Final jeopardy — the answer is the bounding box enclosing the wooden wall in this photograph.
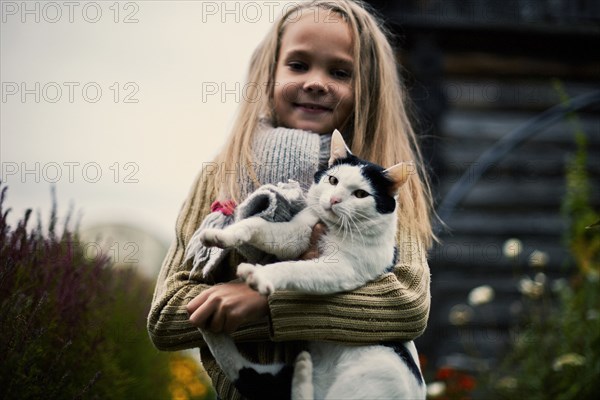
[368,0,600,377]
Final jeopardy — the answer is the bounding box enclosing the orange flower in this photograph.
[436,366,455,380]
[458,374,476,391]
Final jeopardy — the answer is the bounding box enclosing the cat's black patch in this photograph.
[235,365,293,400]
[324,155,397,214]
[314,167,328,184]
[381,341,424,385]
[384,246,399,273]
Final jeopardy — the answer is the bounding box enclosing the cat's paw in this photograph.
[294,351,313,378]
[236,262,256,280]
[198,229,224,248]
[200,227,250,248]
[292,352,313,400]
[237,263,274,296]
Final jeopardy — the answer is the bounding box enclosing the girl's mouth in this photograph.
[294,103,332,113]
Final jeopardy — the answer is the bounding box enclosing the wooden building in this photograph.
[366,0,600,384]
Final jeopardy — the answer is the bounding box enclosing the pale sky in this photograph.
[1,1,298,247]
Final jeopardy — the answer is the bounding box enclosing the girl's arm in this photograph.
[148,168,430,349]
[267,224,431,343]
[147,169,271,351]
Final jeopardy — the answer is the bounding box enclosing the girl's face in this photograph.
[273,10,354,134]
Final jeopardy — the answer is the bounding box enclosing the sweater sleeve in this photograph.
[148,167,431,350]
[267,225,431,343]
[147,169,271,351]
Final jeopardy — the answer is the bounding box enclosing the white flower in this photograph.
[528,250,549,268]
[518,275,544,299]
[503,238,523,259]
[468,285,495,306]
[552,353,585,371]
[449,304,474,326]
[426,381,446,397]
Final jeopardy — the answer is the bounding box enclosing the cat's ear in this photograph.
[383,162,413,193]
[328,129,352,167]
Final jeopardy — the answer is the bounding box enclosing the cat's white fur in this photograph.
[198,130,426,399]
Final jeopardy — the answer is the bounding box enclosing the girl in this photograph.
[148,1,434,399]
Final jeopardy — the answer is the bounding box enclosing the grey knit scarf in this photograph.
[185,124,331,281]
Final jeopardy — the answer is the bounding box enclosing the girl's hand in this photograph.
[187,282,269,334]
[187,223,325,333]
[299,222,327,260]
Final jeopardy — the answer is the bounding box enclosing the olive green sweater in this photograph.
[147,126,431,400]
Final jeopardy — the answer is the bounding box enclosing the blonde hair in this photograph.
[209,0,436,248]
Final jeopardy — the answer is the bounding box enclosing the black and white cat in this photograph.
[197,130,426,400]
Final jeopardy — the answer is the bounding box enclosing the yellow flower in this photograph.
[171,357,196,383]
[181,357,199,372]
[188,380,207,397]
[170,385,189,400]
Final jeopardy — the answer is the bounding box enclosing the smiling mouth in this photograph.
[294,103,332,112]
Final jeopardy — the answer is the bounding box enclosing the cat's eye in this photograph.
[328,175,338,185]
[353,189,369,198]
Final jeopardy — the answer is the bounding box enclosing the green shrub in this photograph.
[0,185,177,399]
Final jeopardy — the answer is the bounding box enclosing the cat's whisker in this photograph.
[343,215,352,243]
[349,209,377,229]
[348,208,374,221]
[337,204,365,247]
[336,206,354,243]
[337,214,348,241]
[337,214,345,240]
[346,215,355,243]
[348,213,367,248]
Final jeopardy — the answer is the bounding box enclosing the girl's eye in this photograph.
[328,175,338,185]
[353,189,369,198]
[332,69,352,79]
[288,62,307,71]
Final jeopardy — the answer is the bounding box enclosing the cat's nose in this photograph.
[330,196,341,205]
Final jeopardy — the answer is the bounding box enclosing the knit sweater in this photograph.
[147,125,431,400]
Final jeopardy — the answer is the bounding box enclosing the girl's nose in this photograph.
[302,71,329,93]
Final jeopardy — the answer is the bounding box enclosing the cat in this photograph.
[196,130,426,400]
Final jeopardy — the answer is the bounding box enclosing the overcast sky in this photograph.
[2,1,298,244]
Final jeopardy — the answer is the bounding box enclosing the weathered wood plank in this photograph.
[438,178,565,206]
[439,144,600,178]
[437,178,600,208]
[441,110,600,143]
[439,211,567,235]
[444,53,600,80]
[442,80,599,111]
[429,232,572,270]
